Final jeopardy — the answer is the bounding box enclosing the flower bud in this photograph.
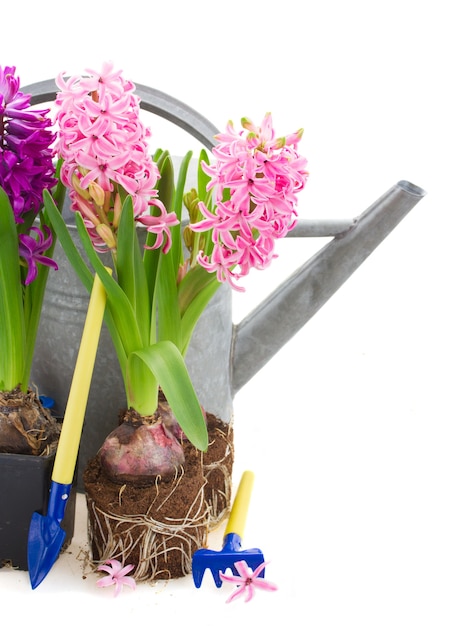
[241,116,257,133]
[89,181,106,207]
[183,225,194,250]
[71,173,91,200]
[113,193,122,228]
[184,188,197,213]
[280,128,304,148]
[273,136,286,149]
[74,195,100,226]
[176,260,189,284]
[96,223,117,249]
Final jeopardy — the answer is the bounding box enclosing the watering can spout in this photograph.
[230,180,426,396]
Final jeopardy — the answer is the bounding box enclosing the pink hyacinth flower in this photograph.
[54,62,177,254]
[96,559,136,597]
[219,560,278,603]
[189,114,309,291]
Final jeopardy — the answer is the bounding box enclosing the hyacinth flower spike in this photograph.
[0,65,62,395]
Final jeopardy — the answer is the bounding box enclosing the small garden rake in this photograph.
[192,469,265,588]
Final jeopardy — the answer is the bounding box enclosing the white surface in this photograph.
[1,0,454,623]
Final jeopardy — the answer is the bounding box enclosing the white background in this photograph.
[1,1,454,623]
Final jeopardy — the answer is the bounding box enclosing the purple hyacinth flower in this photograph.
[1,65,57,282]
[18,226,58,285]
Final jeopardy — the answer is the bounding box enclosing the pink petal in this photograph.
[97,565,114,575]
[244,584,255,603]
[96,577,114,588]
[232,560,251,578]
[251,560,269,578]
[113,582,123,598]
[225,584,247,604]
[105,559,124,572]
[219,571,244,585]
[120,577,136,591]
[253,579,279,592]
[117,564,135,578]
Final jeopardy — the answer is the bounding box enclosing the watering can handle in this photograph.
[224,471,255,539]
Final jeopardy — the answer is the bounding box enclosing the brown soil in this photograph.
[202,414,234,529]
[83,413,233,582]
[0,387,60,455]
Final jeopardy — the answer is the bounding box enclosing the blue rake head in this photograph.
[192,532,265,588]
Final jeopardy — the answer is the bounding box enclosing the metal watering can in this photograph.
[27,81,426,484]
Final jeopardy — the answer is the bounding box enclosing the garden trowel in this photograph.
[27,272,108,589]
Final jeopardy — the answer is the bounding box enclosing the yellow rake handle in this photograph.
[224,470,255,539]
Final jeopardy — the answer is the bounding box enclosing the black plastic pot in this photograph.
[0,451,76,570]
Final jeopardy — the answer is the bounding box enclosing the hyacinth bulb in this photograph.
[99,412,185,484]
[157,389,206,442]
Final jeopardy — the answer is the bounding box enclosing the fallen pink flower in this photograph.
[219,560,278,603]
[96,559,136,597]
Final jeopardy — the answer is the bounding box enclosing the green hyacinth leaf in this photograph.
[129,340,208,451]
[0,187,25,390]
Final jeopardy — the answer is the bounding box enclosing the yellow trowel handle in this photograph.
[51,271,108,485]
[224,470,255,539]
